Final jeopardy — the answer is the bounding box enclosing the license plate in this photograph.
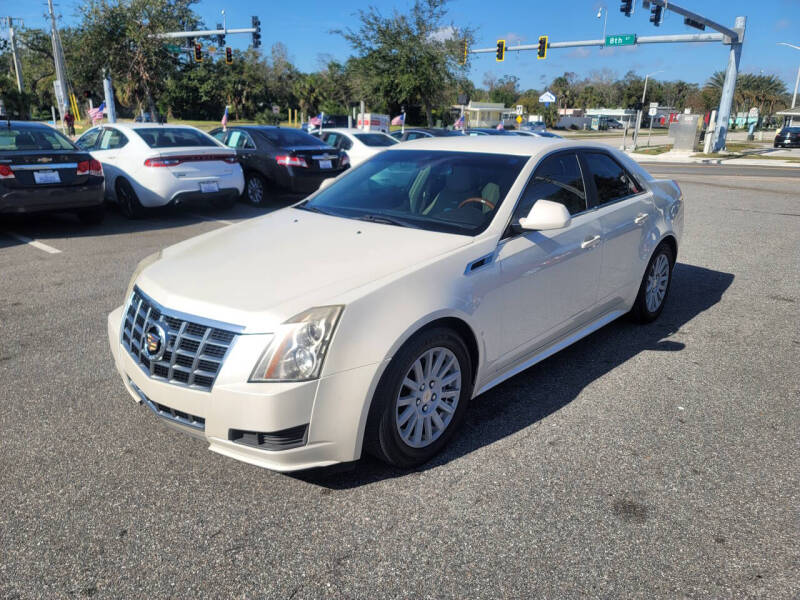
[33,170,60,184]
[200,181,219,193]
[319,160,332,170]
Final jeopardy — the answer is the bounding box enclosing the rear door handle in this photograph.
[581,235,601,249]
[634,213,649,224]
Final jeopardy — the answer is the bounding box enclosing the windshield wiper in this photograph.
[295,203,329,215]
[354,214,412,228]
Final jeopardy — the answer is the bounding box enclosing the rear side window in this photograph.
[583,152,642,205]
[515,153,587,220]
[354,133,397,147]
[98,129,128,150]
[226,130,256,149]
[0,127,75,151]
[136,127,216,148]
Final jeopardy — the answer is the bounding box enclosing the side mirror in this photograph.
[317,177,335,192]
[518,199,571,231]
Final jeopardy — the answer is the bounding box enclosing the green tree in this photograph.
[336,0,473,125]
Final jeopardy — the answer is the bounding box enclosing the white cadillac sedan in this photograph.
[75,124,244,218]
[107,136,683,472]
[311,128,398,167]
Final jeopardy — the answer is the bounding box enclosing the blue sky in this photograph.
[10,0,800,91]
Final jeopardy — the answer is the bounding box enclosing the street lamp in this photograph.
[596,6,608,42]
[777,42,800,110]
[633,70,664,148]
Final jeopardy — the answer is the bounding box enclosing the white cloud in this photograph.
[429,26,456,42]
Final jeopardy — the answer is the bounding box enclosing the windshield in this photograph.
[136,127,217,148]
[0,127,76,151]
[260,128,324,147]
[299,149,527,236]
[354,133,397,147]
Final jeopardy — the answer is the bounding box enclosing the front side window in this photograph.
[514,153,587,222]
[75,128,101,150]
[300,149,527,236]
[583,152,642,205]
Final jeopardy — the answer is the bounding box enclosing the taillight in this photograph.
[144,153,237,167]
[77,159,103,176]
[144,157,181,167]
[0,164,14,179]
[276,155,308,168]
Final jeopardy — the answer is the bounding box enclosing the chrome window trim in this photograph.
[11,163,79,170]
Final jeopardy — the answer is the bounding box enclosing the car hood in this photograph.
[137,208,472,332]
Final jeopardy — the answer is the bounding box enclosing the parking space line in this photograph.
[186,213,235,226]
[1,231,62,254]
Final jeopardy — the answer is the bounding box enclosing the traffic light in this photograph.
[649,4,662,26]
[619,0,632,16]
[225,46,233,64]
[496,39,505,62]
[460,40,468,65]
[537,36,548,59]
[216,23,225,47]
[194,43,202,62]
[684,17,705,30]
[251,16,261,48]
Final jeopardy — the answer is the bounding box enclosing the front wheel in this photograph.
[631,243,674,323]
[366,328,473,468]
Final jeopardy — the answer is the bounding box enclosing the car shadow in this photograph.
[0,190,305,248]
[294,262,734,489]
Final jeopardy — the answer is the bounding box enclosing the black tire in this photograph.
[116,179,145,219]
[244,172,267,206]
[630,243,674,323]
[76,204,105,225]
[366,327,474,468]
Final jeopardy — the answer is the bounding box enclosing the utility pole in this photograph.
[711,16,746,151]
[633,70,663,149]
[6,17,25,93]
[47,0,71,126]
[777,43,800,109]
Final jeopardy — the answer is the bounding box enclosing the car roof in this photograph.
[388,135,605,156]
[106,123,204,132]
[318,128,392,135]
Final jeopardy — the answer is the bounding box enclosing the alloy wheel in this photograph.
[395,347,461,449]
[247,176,264,205]
[645,253,670,312]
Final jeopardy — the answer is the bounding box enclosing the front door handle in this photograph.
[581,235,601,249]
[634,213,649,225]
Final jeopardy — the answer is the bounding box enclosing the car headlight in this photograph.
[124,250,163,302]
[249,306,343,382]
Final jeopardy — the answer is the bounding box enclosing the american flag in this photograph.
[496,122,504,130]
[221,106,229,130]
[309,113,322,126]
[454,114,465,129]
[88,102,105,124]
[391,113,405,126]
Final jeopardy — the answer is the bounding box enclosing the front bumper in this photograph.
[107,305,384,472]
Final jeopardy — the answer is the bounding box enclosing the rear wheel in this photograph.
[366,327,473,468]
[76,204,105,225]
[631,243,674,323]
[116,179,145,219]
[244,172,267,206]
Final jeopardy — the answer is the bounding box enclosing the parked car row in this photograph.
[2,119,564,224]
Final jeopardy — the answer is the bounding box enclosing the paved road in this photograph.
[1,168,798,598]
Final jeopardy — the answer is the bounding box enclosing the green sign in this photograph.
[605,34,636,47]
[165,43,182,53]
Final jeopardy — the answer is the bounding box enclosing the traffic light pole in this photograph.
[153,28,256,39]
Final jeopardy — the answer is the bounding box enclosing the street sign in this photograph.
[515,105,524,115]
[516,115,523,124]
[165,43,182,53]
[208,46,217,53]
[272,105,280,115]
[648,106,658,116]
[605,34,636,47]
[539,91,556,105]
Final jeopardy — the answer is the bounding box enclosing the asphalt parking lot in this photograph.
[1,165,798,598]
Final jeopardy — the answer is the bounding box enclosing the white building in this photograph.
[452,101,507,128]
